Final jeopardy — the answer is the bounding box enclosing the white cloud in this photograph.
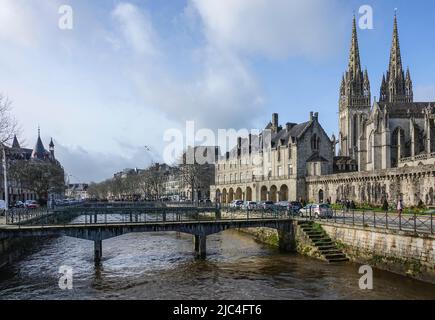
[0,0,348,182]
[112,2,158,56]
[0,0,40,47]
[130,45,264,130]
[189,0,346,60]
[54,141,155,183]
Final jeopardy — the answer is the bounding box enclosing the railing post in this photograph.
[414,211,417,233]
[399,211,402,231]
[386,211,388,229]
[362,210,365,227]
[352,209,355,226]
[431,212,433,234]
[373,211,376,228]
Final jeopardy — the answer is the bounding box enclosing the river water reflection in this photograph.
[0,230,434,299]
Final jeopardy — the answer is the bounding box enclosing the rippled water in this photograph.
[0,230,434,300]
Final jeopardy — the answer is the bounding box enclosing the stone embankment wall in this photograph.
[320,222,435,284]
[239,220,435,284]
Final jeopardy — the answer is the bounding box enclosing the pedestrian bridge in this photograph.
[0,205,295,264]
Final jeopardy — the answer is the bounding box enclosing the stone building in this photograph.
[307,14,435,206]
[212,14,435,207]
[179,146,219,201]
[1,130,62,204]
[65,183,89,200]
[211,112,334,203]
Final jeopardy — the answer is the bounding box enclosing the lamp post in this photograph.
[2,144,8,213]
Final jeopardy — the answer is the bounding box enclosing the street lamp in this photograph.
[2,144,8,213]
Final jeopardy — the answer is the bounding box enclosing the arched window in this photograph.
[311,134,320,151]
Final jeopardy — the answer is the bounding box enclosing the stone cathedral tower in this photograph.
[339,16,371,160]
[379,13,413,103]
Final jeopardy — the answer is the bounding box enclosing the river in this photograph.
[0,230,434,299]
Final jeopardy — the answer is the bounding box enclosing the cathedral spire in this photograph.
[388,12,403,80]
[380,12,413,103]
[338,15,371,159]
[348,15,362,78]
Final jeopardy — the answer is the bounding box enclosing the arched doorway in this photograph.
[235,187,243,200]
[318,189,324,203]
[246,187,252,201]
[260,186,268,201]
[215,189,221,203]
[228,188,234,203]
[279,185,288,201]
[270,185,277,202]
[222,188,227,203]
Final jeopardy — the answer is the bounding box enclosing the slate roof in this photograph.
[376,102,434,117]
[222,119,315,160]
[31,135,48,159]
[306,153,329,162]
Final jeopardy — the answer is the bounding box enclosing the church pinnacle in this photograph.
[380,12,413,103]
[340,15,371,110]
[348,15,362,78]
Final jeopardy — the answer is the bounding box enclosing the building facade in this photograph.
[65,183,89,200]
[1,130,63,204]
[211,112,334,203]
[212,14,435,207]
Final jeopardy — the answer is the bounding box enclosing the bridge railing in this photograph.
[5,208,52,225]
[297,208,434,234]
[217,204,434,234]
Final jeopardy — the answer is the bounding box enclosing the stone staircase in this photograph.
[298,221,349,263]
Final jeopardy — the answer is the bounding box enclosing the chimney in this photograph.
[309,111,314,121]
[314,112,319,121]
[272,113,278,129]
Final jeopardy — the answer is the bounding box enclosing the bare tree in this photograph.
[9,160,65,205]
[178,148,215,202]
[0,95,19,144]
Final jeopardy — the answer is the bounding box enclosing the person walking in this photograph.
[397,198,404,215]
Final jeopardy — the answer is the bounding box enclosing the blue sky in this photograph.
[1,0,435,182]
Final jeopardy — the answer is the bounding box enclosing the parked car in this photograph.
[299,204,316,217]
[229,200,244,209]
[259,201,275,210]
[0,200,5,210]
[25,200,39,209]
[289,201,302,212]
[276,201,290,208]
[13,201,25,208]
[299,203,333,218]
[242,201,257,210]
[315,204,334,218]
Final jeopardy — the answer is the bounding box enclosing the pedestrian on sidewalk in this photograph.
[397,198,404,215]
